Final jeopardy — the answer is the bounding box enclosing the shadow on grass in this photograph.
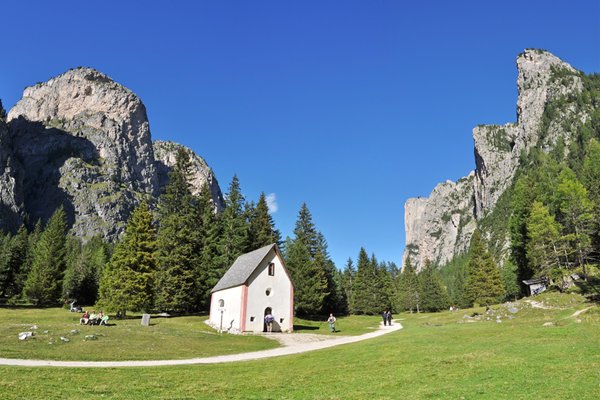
[575,276,600,303]
[293,324,320,332]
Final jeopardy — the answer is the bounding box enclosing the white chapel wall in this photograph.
[209,285,243,333]
[245,248,293,332]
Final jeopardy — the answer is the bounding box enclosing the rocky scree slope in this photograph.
[403,50,586,271]
[1,67,223,240]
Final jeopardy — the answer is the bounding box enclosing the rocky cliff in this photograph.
[403,50,585,271]
[0,67,223,240]
[153,140,225,210]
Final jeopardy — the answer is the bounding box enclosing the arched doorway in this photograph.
[263,307,272,332]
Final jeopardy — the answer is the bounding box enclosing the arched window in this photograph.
[218,299,225,307]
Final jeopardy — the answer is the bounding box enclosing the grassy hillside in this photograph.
[0,293,598,399]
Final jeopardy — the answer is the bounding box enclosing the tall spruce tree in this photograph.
[465,230,505,306]
[284,203,329,315]
[98,202,157,313]
[155,149,203,313]
[341,258,356,313]
[526,201,564,280]
[24,207,68,306]
[62,236,109,305]
[247,192,281,250]
[285,236,327,315]
[219,175,249,269]
[556,171,594,275]
[351,248,382,314]
[0,225,29,299]
[582,138,600,260]
[397,258,420,312]
[198,183,223,309]
[418,261,450,312]
[317,233,342,314]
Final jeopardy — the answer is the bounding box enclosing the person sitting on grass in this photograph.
[88,311,98,325]
[80,310,90,325]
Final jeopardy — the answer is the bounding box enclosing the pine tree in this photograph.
[316,233,340,314]
[155,149,202,313]
[198,183,223,309]
[501,260,521,301]
[284,203,330,316]
[24,207,68,306]
[556,170,594,275]
[219,175,249,269]
[509,175,537,291]
[62,236,108,305]
[582,138,600,260]
[526,201,564,280]
[351,248,383,314]
[293,203,319,256]
[16,220,42,298]
[285,236,327,315]
[397,258,420,312]
[247,192,281,250]
[465,230,505,306]
[418,262,450,312]
[98,202,157,313]
[0,226,29,299]
[341,258,355,313]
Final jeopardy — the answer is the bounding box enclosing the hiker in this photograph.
[382,310,388,326]
[265,313,275,333]
[327,313,337,333]
[386,310,393,326]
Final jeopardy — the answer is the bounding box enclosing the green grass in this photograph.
[293,314,382,335]
[0,293,598,399]
[0,308,278,361]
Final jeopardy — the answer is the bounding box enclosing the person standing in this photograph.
[382,310,388,326]
[327,313,337,333]
[265,312,274,333]
[386,310,393,326]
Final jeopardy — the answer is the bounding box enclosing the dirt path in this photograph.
[0,322,402,368]
[571,306,594,318]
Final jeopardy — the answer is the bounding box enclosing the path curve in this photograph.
[0,322,402,368]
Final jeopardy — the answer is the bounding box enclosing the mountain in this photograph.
[403,49,591,271]
[1,67,223,239]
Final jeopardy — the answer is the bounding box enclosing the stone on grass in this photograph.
[84,334,98,341]
[543,322,555,327]
[508,307,519,314]
[18,331,33,340]
[60,336,70,342]
[70,329,80,334]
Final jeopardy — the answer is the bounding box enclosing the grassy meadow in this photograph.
[0,293,598,399]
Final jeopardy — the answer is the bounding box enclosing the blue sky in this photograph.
[1,1,599,268]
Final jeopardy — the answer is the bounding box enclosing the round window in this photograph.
[265,288,272,297]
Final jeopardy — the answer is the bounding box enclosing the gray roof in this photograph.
[211,244,277,293]
[522,277,548,285]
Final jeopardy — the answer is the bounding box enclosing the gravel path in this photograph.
[0,321,402,368]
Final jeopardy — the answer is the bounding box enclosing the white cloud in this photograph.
[266,193,278,214]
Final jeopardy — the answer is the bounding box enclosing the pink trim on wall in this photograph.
[289,284,294,332]
[209,292,215,321]
[240,284,248,332]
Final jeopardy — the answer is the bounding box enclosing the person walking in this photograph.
[382,310,388,326]
[327,313,337,333]
[386,310,393,326]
